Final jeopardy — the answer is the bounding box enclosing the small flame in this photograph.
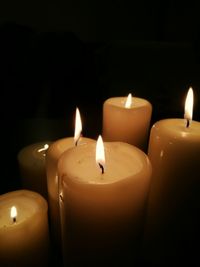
[96,135,105,173]
[74,107,82,145]
[184,87,194,126]
[125,93,132,108]
[38,144,49,153]
[11,206,17,221]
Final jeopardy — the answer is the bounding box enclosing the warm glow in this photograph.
[74,107,82,145]
[38,144,49,153]
[184,87,194,122]
[10,206,17,220]
[125,93,132,108]
[96,135,105,173]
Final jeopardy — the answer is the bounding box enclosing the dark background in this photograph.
[0,1,200,266]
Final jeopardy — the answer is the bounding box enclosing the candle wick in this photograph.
[186,118,190,128]
[13,217,16,223]
[98,163,104,174]
[75,134,82,147]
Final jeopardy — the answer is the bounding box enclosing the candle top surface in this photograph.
[18,141,52,166]
[154,119,200,139]
[0,190,47,229]
[48,137,94,159]
[105,96,151,109]
[59,142,151,185]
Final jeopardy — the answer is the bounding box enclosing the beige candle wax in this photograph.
[103,94,152,151]
[143,88,200,265]
[58,136,152,266]
[46,108,94,244]
[0,190,49,267]
[17,141,51,199]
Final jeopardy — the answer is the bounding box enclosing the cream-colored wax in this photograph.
[103,96,152,151]
[143,119,200,265]
[0,190,49,267]
[58,141,152,266]
[17,141,52,199]
[46,137,94,244]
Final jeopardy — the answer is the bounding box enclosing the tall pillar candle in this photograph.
[103,94,152,151]
[58,137,152,266]
[46,108,94,244]
[17,141,51,199]
[143,88,200,266]
[0,190,49,267]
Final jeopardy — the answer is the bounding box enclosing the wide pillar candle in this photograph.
[17,141,51,199]
[58,141,152,266]
[0,190,49,267]
[46,137,94,244]
[102,95,152,151]
[143,119,200,266]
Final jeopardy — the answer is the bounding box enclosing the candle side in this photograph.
[17,141,52,198]
[0,190,49,267]
[143,118,200,266]
[58,141,152,266]
[103,96,152,151]
[46,137,94,246]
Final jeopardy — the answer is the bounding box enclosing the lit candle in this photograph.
[102,93,152,151]
[0,190,49,267]
[46,108,94,244]
[17,141,51,199]
[143,88,200,265]
[58,136,152,266]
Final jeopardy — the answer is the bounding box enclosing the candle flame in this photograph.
[96,135,105,173]
[11,206,17,220]
[38,144,49,153]
[184,87,193,126]
[74,107,82,145]
[125,93,132,108]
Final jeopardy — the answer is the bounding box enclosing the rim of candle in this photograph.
[58,142,152,185]
[0,190,48,230]
[104,96,151,109]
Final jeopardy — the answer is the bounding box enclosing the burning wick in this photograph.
[96,135,105,175]
[184,87,193,128]
[98,163,104,174]
[75,134,81,147]
[74,107,82,146]
[11,206,17,224]
[125,93,132,108]
[186,119,190,128]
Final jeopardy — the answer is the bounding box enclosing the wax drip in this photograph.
[59,194,64,202]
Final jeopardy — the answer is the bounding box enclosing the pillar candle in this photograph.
[58,137,152,266]
[46,108,94,245]
[0,190,49,267]
[143,88,200,266]
[102,94,152,151]
[17,141,51,199]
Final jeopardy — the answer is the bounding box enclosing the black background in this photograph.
[0,1,200,266]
